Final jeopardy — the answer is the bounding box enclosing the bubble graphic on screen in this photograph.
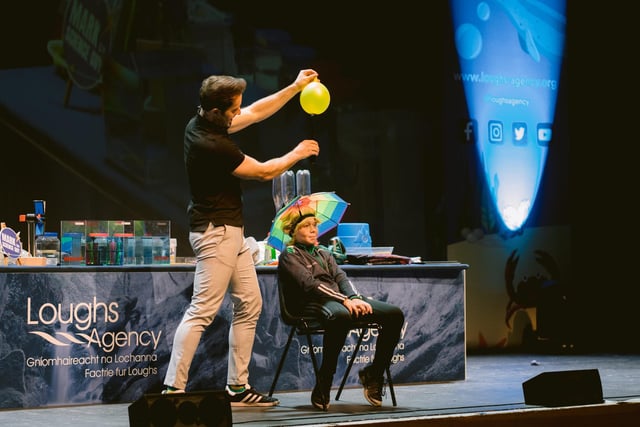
[455,23,483,60]
[477,2,491,21]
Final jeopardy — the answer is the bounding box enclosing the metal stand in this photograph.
[18,200,46,256]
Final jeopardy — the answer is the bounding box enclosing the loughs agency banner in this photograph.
[0,268,465,409]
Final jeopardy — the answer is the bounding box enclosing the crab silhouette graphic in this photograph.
[504,248,571,348]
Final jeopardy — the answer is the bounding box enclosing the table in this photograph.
[0,262,467,408]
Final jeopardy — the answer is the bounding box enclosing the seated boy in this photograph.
[277,211,405,410]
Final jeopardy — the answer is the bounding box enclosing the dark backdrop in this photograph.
[2,1,635,352]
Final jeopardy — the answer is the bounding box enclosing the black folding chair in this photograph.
[268,279,396,410]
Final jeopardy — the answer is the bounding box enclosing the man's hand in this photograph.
[344,298,373,317]
[294,69,319,91]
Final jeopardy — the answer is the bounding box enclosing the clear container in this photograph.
[86,233,109,265]
[61,232,85,265]
[119,233,135,265]
[133,220,171,264]
[296,169,311,196]
[35,232,60,266]
[337,223,372,248]
[281,170,296,205]
[137,236,153,264]
[170,238,177,264]
[272,174,283,210]
[107,234,124,265]
[152,236,170,264]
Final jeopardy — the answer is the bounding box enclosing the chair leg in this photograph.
[306,332,321,378]
[386,366,397,406]
[335,328,366,401]
[306,332,328,411]
[269,327,296,396]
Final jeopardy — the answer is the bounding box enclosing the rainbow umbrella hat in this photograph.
[267,192,349,253]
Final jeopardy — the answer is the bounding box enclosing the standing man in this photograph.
[162,69,320,407]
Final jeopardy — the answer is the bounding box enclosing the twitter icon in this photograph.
[512,122,527,146]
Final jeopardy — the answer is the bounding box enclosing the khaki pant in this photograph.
[164,223,262,389]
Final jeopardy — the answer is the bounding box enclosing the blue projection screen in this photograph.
[450,0,566,232]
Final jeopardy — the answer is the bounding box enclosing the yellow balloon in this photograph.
[300,81,330,115]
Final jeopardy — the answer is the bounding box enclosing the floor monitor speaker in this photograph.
[522,369,603,407]
[128,390,231,427]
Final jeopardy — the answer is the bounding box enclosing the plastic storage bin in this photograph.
[337,223,372,248]
[35,232,60,266]
[85,233,109,265]
[134,220,171,264]
[60,220,87,265]
[61,232,84,265]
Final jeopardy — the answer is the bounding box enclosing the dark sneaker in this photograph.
[358,367,384,407]
[225,385,280,407]
[311,376,332,411]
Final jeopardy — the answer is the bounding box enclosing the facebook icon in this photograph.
[463,119,477,144]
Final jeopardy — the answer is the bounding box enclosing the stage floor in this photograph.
[1,353,639,426]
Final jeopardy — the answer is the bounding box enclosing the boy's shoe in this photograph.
[358,367,384,407]
[161,386,185,394]
[225,385,280,407]
[310,376,332,411]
